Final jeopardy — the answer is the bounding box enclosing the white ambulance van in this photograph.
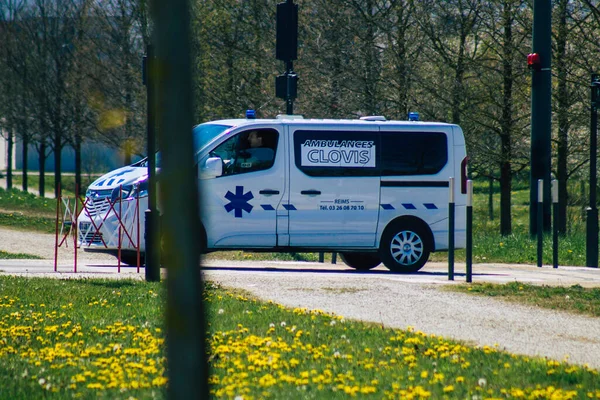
[78,114,468,273]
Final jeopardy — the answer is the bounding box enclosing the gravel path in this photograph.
[1,225,599,369]
[0,226,115,262]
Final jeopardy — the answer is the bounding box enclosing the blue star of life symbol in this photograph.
[224,186,254,218]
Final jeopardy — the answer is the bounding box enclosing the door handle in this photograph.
[259,189,280,195]
[301,190,321,195]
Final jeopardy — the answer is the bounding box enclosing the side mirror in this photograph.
[199,157,223,179]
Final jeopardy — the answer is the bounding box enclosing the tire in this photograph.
[379,220,431,273]
[339,252,381,270]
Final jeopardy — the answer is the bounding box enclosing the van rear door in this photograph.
[377,124,454,249]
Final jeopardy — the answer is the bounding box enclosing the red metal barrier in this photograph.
[54,187,142,273]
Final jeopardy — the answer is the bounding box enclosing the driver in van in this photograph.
[239,130,275,169]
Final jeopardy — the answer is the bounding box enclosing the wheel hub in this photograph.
[390,230,423,266]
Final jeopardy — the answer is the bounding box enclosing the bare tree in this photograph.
[414,0,485,124]
[89,0,148,165]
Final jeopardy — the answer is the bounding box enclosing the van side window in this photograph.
[211,129,279,176]
[380,132,447,176]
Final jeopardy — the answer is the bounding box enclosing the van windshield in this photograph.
[192,123,233,152]
[135,123,232,168]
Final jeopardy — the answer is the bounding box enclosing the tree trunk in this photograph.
[555,0,569,234]
[500,158,512,235]
[452,36,466,125]
[39,142,46,198]
[22,135,28,192]
[75,134,82,194]
[395,6,409,119]
[7,127,13,190]
[499,2,514,236]
[364,0,377,115]
[53,132,61,198]
[488,175,494,221]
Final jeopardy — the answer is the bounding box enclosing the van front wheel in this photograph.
[339,252,381,270]
[118,253,145,267]
[380,221,431,273]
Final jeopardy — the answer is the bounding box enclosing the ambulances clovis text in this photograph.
[300,139,376,167]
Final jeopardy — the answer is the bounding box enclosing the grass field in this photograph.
[0,276,598,399]
[447,282,600,318]
[0,178,596,265]
[5,173,103,197]
[0,250,42,260]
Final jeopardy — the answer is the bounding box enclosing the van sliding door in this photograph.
[287,126,380,248]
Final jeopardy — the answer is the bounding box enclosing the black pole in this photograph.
[552,179,559,269]
[537,179,543,267]
[587,73,599,268]
[144,44,160,282]
[529,0,552,236]
[286,60,294,115]
[466,180,473,283]
[448,177,455,281]
[151,0,208,397]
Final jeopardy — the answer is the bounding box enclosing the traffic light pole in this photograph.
[286,61,294,115]
[529,0,552,237]
[276,0,298,114]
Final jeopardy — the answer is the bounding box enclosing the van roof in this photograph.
[208,117,458,129]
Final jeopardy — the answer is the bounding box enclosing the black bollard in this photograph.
[448,177,455,281]
[466,180,473,283]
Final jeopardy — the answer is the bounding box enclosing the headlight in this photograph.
[109,180,149,203]
[137,180,149,198]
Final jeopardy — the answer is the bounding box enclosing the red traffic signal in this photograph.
[527,53,541,70]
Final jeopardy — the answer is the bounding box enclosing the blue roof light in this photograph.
[408,112,419,121]
[246,109,256,119]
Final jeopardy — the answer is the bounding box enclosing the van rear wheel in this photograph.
[339,252,381,270]
[379,220,431,273]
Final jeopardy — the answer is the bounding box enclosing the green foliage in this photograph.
[448,282,600,318]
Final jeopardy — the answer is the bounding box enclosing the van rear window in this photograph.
[380,132,447,176]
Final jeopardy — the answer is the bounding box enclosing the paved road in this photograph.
[1,257,600,369]
[3,257,600,287]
